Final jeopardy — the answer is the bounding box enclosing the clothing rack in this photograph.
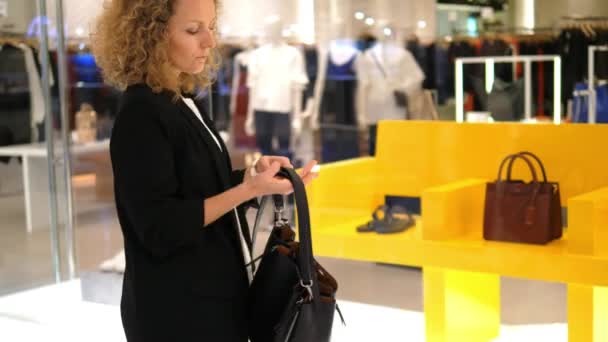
[584,45,608,123]
[0,33,38,48]
[455,55,562,124]
[559,16,608,35]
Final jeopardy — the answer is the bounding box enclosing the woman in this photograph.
[92,0,318,341]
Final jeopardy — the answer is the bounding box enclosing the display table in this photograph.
[306,122,608,342]
[0,139,110,233]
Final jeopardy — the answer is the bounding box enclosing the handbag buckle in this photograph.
[274,207,289,227]
[300,280,314,302]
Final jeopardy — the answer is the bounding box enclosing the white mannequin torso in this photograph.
[355,41,425,125]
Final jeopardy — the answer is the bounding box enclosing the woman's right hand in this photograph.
[243,160,319,198]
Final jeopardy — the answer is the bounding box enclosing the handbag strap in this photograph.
[249,168,315,291]
[275,168,314,289]
[497,154,539,183]
[507,151,548,183]
[496,154,517,181]
[370,51,388,79]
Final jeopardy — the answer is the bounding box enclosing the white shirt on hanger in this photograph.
[247,43,309,113]
[181,96,253,283]
[16,44,44,141]
[355,42,425,125]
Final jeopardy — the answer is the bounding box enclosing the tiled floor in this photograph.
[0,163,568,339]
[0,280,568,342]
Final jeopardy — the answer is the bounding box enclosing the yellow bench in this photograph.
[306,121,608,341]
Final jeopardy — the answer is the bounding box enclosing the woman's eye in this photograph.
[187,29,199,34]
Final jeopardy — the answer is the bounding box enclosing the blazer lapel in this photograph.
[174,98,232,191]
[195,100,255,250]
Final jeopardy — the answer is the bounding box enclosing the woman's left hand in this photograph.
[245,156,319,187]
[253,156,293,174]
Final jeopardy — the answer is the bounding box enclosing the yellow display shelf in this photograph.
[306,121,608,341]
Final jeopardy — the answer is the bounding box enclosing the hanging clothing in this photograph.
[355,42,424,125]
[318,46,361,163]
[254,110,292,159]
[247,43,308,113]
[559,29,590,103]
[320,49,358,125]
[480,39,513,83]
[232,58,255,148]
[0,45,31,144]
[435,45,450,105]
[293,46,319,167]
[17,44,45,132]
[447,40,477,96]
[596,29,608,81]
[406,40,437,90]
[302,46,318,108]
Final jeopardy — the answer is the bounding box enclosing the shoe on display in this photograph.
[356,205,388,233]
[374,205,416,234]
[356,204,415,234]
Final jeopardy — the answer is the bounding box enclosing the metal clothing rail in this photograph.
[455,55,562,124]
[588,45,608,124]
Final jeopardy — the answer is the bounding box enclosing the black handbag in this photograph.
[248,167,344,342]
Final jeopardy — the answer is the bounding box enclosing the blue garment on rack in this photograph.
[320,53,357,124]
[319,52,359,163]
[572,83,608,123]
[435,46,450,105]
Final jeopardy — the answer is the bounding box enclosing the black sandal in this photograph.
[374,205,416,234]
[356,205,388,233]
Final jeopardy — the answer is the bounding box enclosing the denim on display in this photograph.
[254,110,291,159]
[369,124,377,157]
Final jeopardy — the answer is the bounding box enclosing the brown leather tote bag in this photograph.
[483,152,562,245]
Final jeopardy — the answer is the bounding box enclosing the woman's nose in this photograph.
[201,28,216,49]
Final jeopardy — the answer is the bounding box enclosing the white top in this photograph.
[355,42,425,124]
[181,97,223,151]
[180,97,253,283]
[247,43,309,113]
[328,39,359,65]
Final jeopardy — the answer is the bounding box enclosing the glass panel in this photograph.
[0,0,62,296]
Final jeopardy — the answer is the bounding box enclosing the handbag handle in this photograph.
[496,154,539,183]
[249,168,317,298]
[507,151,548,183]
[275,168,314,290]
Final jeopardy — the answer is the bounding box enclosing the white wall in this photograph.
[4,0,439,43]
[510,0,608,29]
[315,0,436,43]
[0,0,37,34]
[219,0,315,43]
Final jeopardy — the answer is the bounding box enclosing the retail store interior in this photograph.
[1,0,608,341]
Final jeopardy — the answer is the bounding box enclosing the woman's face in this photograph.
[167,0,217,75]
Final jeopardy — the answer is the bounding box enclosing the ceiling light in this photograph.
[354,12,365,20]
[365,17,375,26]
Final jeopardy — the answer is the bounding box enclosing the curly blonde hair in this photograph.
[92,0,220,96]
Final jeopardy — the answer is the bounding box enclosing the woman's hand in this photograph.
[243,156,319,198]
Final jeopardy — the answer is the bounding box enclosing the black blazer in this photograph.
[111,84,254,342]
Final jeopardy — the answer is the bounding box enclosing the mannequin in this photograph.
[309,23,361,162]
[244,19,308,158]
[355,24,424,155]
[230,37,257,148]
